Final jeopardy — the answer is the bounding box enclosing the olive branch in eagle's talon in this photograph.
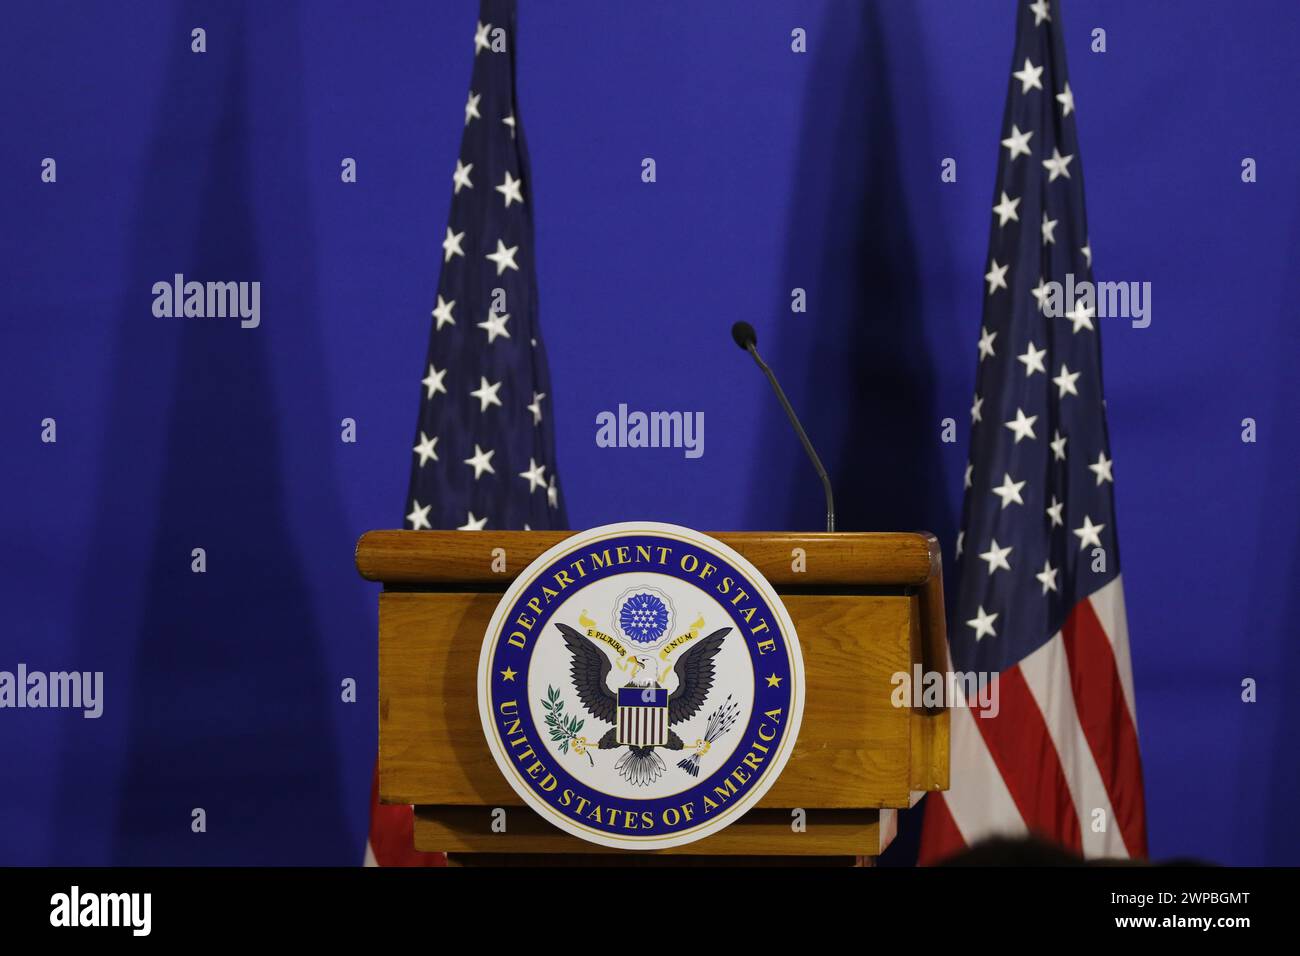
[541,685,594,766]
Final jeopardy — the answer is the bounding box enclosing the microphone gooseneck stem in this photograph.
[745,343,836,533]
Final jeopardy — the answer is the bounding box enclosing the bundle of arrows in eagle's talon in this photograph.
[677,695,741,777]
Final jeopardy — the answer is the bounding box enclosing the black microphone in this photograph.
[731,322,836,533]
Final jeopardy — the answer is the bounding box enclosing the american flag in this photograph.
[919,0,1147,862]
[366,0,567,867]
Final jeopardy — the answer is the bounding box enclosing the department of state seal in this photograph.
[477,522,804,850]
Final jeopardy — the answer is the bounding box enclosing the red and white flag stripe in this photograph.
[364,763,444,868]
[920,578,1147,863]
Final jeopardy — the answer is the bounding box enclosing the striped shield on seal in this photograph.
[616,686,669,746]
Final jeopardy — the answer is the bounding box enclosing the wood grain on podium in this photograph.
[415,807,885,856]
[357,529,937,589]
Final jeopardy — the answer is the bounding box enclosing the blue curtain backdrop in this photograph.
[1,0,1296,865]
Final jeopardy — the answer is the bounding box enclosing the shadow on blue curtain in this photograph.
[54,0,352,864]
[756,0,961,866]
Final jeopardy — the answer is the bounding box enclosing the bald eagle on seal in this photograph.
[555,622,729,786]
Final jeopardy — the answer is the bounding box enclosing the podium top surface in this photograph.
[356,529,942,590]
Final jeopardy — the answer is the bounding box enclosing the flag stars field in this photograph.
[403,10,563,542]
[377,8,569,868]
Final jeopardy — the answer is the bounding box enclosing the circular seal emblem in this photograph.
[477,522,805,850]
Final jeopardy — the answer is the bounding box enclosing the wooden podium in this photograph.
[356,530,949,864]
